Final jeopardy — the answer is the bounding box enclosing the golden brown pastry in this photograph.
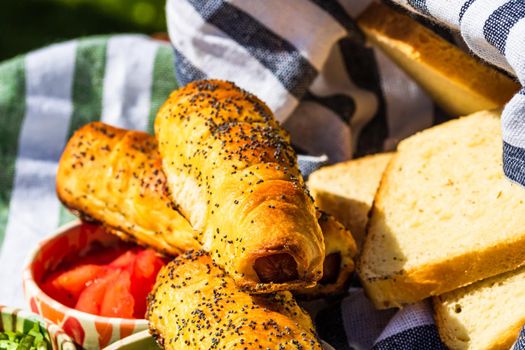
[296,212,357,299]
[155,80,324,292]
[56,122,200,255]
[147,250,322,350]
[58,122,354,296]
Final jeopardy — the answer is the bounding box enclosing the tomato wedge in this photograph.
[75,269,119,315]
[100,270,134,319]
[130,249,166,318]
[41,242,167,319]
[43,264,107,307]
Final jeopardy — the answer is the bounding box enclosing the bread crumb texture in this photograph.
[308,153,393,248]
[434,265,525,350]
[359,110,525,308]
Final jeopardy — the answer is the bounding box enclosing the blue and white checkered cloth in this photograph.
[166,0,525,349]
[395,0,525,187]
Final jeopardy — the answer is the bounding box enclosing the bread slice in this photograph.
[357,3,519,116]
[307,153,393,249]
[359,110,525,309]
[434,266,525,350]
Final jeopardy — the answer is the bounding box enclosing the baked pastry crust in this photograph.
[296,212,357,299]
[147,250,322,350]
[155,80,324,292]
[56,122,200,255]
[58,123,354,296]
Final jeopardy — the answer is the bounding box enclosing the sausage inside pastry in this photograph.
[155,80,325,292]
[296,212,357,299]
[58,122,356,295]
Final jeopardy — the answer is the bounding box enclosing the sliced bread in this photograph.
[434,266,525,350]
[359,110,525,308]
[357,3,519,116]
[307,153,393,248]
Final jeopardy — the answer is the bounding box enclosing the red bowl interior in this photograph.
[25,222,148,349]
[31,223,123,287]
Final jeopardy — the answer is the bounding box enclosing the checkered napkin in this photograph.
[166,0,525,349]
[0,0,524,349]
[395,0,525,186]
[0,35,178,309]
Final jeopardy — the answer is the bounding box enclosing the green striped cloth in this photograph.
[0,35,179,307]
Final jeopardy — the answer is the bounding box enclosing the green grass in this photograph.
[0,0,167,61]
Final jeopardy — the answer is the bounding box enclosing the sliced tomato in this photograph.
[130,249,166,318]
[99,270,134,319]
[50,264,107,298]
[75,269,119,315]
[109,250,137,272]
[134,249,165,280]
[41,243,166,319]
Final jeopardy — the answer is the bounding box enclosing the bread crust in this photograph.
[56,122,200,255]
[147,250,322,350]
[433,295,525,350]
[433,297,470,350]
[359,149,525,308]
[155,80,324,292]
[308,152,393,248]
[360,235,525,309]
[357,3,518,116]
[358,112,525,309]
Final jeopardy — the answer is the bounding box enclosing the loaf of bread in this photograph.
[147,250,322,349]
[359,110,525,308]
[56,122,199,255]
[155,80,324,292]
[358,3,519,116]
[434,265,525,350]
[307,153,393,248]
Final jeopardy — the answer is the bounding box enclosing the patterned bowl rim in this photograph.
[23,220,149,327]
[0,304,77,349]
[102,330,337,350]
[101,330,154,350]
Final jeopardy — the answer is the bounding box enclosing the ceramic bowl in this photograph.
[0,304,77,349]
[23,221,148,349]
[102,330,158,350]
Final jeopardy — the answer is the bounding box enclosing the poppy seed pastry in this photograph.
[155,80,325,293]
[147,250,322,350]
[57,122,356,295]
[296,212,357,298]
[56,122,200,255]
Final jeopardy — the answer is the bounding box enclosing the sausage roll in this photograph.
[147,250,322,350]
[58,122,355,296]
[155,80,325,292]
[56,122,200,255]
[296,212,357,299]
